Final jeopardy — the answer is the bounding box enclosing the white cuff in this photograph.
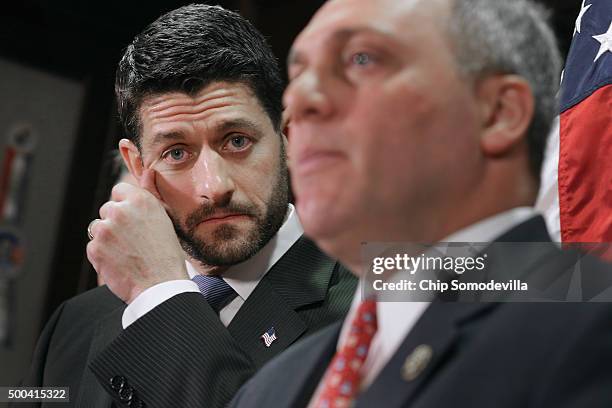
[122,280,200,329]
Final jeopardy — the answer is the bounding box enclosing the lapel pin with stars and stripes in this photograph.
[261,327,277,347]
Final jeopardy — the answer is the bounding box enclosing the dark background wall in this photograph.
[0,0,582,385]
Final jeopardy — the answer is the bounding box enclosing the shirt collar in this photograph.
[342,207,541,353]
[186,204,303,301]
[442,207,537,243]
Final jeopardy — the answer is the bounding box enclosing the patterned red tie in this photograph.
[314,298,378,408]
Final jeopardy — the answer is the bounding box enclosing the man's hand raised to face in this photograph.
[86,168,188,304]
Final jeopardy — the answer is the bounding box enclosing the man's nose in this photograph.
[284,67,335,123]
[193,150,235,205]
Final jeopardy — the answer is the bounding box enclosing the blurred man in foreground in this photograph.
[230,0,612,407]
[20,5,355,408]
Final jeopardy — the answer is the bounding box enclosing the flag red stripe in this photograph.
[558,84,612,242]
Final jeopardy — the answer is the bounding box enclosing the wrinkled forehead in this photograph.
[296,0,451,45]
[139,82,260,115]
[134,80,272,142]
[137,81,273,147]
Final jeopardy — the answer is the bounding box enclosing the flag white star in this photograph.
[574,0,592,35]
[593,21,612,62]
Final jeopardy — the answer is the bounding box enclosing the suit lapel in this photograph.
[228,277,308,366]
[77,305,124,408]
[228,237,336,367]
[356,302,495,408]
[473,216,579,302]
[358,216,555,407]
[284,322,343,408]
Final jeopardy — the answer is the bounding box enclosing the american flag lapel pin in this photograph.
[261,327,277,348]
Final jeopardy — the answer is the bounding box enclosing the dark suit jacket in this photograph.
[230,217,612,408]
[19,236,357,408]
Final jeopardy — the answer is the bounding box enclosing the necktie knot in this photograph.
[192,274,237,313]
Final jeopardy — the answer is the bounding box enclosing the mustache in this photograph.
[184,201,259,230]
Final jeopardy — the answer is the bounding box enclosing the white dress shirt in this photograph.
[122,204,303,329]
[337,207,538,389]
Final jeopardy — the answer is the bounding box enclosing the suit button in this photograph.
[129,397,145,408]
[110,375,127,391]
[118,386,134,403]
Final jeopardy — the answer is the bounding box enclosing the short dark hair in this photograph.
[115,4,284,148]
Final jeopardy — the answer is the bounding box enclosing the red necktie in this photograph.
[314,299,378,408]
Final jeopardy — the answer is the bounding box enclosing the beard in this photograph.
[170,149,289,269]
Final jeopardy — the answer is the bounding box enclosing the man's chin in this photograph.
[183,228,261,267]
[185,241,256,267]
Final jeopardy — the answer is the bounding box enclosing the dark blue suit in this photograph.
[230,217,612,408]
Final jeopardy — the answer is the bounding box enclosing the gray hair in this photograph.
[448,0,562,179]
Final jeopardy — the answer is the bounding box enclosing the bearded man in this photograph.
[19,5,355,408]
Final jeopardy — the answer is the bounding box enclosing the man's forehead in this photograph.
[140,81,258,114]
[137,81,271,146]
[138,82,266,130]
[299,0,450,41]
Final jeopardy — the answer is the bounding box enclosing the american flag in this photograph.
[537,0,612,244]
[261,327,277,348]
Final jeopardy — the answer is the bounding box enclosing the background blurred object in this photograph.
[0,0,583,387]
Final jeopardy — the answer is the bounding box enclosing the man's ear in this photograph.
[281,108,291,140]
[476,75,535,156]
[281,130,289,148]
[280,109,290,163]
[119,139,144,182]
[280,131,290,167]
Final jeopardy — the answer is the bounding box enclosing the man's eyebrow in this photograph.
[287,27,391,67]
[214,118,265,138]
[148,118,266,149]
[150,131,186,147]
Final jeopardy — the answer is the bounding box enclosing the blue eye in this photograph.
[169,149,184,160]
[352,52,372,66]
[162,147,189,164]
[230,136,247,148]
[225,135,252,152]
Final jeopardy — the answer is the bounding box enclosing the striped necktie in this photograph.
[191,275,238,313]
